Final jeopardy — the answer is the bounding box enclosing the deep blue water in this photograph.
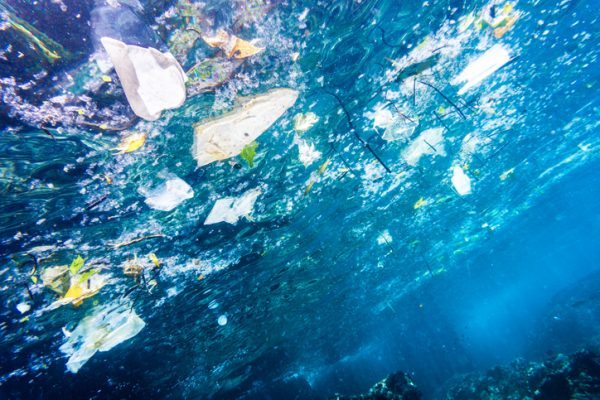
[0,0,599,399]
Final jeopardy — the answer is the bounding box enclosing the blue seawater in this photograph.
[0,0,598,399]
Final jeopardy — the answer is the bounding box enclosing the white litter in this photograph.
[204,188,261,225]
[59,304,145,373]
[293,112,319,133]
[218,315,228,326]
[144,176,194,211]
[402,127,446,166]
[192,88,298,167]
[451,165,472,196]
[294,136,321,166]
[16,303,31,314]
[452,44,511,95]
[366,105,418,142]
[101,37,187,121]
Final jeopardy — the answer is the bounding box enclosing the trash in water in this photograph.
[59,303,146,373]
[192,88,299,167]
[293,112,319,133]
[41,265,71,295]
[366,105,418,142]
[69,255,85,275]
[218,315,228,326]
[204,188,262,225]
[201,29,264,59]
[49,272,107,310]
[101,37,187,121]
[294,136,321,167]
[402,127,446,166]
[143,176,194,212]
[451,165,472,196]
[114,132,147,154]
[16,303,31,314]
[186,57,243,96]
[452,44,511,95]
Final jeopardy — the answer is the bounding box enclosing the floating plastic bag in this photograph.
[59,304,145,373]
[204,188,261,225]
[452,44,511,95]
[402,127,446,166]
[451,165,472,195]
[101,37,187,121]
[192,88,298,167]
[143,176,194,211]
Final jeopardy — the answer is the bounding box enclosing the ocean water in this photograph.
[0,0,598,399]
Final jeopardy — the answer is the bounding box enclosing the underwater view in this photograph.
[1,0,599,399]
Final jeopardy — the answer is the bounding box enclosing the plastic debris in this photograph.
[41,265,71,295]
[453,44,511,95]
[294,136,321,167]
[69,255,85,275]
[101,37,187,121]
[59,304,145,373]
[204,188,261,225]
[192,88,298,167]
[218,315,228,326]
[16,303,31,314]
[201,29,264,59]
[115,132,146,154]
[186,57,243,96]
[144,176,194,212]
[451,165,472,195]
[293,112,319,133]
[366,105,417,142]
[402,127,446,166]
[500,167,515,181]
[49,273,107,310]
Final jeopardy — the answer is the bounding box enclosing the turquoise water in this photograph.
[0,0,599,398]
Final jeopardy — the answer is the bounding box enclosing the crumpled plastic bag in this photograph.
[452,44,511,95]
[101,37,187,121]
[60,303,145,373]
[402,127,446,166]
[204,188,261,225]
[143,176,194,211]
[193,88,298,167]
[451,165,472,195]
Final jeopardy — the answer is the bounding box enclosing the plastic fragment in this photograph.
[452,44,511,95]
[204,188,262,225]
[402,127,446,166]
[293,112,319,133]
[218,315,228,326]
[59,304,145,373]
[16,303,31,314]
[294,136,321,167]
[192,88,298,167]
[149,253,160,268]
[49,273,107,309]
[451,166,472,195]
[41,265,71,295]
[144,176,194,212]
[101,37,187,121]
[202,29,264,59]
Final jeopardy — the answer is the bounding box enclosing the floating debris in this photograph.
[204,188,262,225]
[451,165,472,196]
[452,44,512,95]
[192,88,298,167]
[217,315,228,326]
[114,132,147,154]
[402,127,446,166]
[143,176,194,212]
[201,29,264,59]
[59,304,145,373]
[293,112,319,133]
[16,303,31,314]
[101,37,187,121]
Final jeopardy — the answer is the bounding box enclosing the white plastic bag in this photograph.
[60,304,146,373]
[101,37,187,121]
[204,188,262,225]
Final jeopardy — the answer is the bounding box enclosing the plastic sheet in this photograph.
[204,188,261,225]
[143,176,194,211]
[59,304,146,374]
[101,37,187,121]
